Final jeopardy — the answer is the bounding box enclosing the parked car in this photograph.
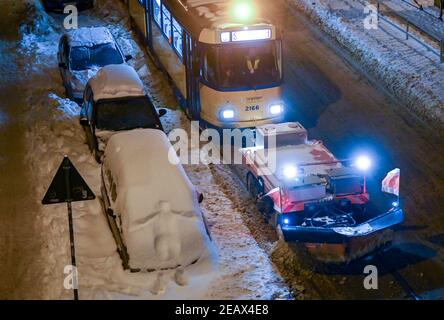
[80,64,166,162]
[43,0,94,12]
[58,27,131,100]
[101,128,212,271]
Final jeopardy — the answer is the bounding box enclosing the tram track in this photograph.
[375,253,421,300]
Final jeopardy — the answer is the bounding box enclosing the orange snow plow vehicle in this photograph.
[238,122,404,263]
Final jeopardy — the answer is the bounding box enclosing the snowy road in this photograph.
[255,0,444,299]
[0,1,44,299]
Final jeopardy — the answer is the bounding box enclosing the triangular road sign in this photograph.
[42,156,95,205]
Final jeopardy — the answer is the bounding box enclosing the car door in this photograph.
[58,37,67,82]
[60,37,71,90]
[82,87,95,150]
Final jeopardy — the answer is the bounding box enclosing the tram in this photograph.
[127,0,284,129]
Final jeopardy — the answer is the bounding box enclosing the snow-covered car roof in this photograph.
[67,26,115,47]
[103,129,210,270]
[88,64,145,101]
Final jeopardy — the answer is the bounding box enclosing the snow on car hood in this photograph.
[121,195,209,271]
[70,66,101,91]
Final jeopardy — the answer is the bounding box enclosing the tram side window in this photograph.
[172,18,183,58]
[153,0,161,27]
[162,5,171,39]
[203,46,218,85]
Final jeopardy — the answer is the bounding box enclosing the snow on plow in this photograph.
[238,122,405,263]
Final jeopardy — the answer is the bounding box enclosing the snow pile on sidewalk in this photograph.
[19,0,289,299]
[290,0,444,135]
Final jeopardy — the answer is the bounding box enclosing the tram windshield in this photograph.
[203,40,282,90]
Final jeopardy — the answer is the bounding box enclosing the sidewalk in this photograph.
[381,0,444,41]
[290,0,444,136]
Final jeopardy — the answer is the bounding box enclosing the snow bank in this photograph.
[104,129,213,270]
[290,0,444,135]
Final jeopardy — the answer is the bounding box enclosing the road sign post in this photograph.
[42,155,95,300]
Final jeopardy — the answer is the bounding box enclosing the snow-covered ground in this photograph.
[19,0,289,299]
[290,0,444,135]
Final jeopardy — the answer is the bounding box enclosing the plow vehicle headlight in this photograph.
[269,104,283,115]
[355,155,372,171]
[221,109,235,120]
[283,165,298,179]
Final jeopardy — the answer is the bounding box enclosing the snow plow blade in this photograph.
[282,208,404,263]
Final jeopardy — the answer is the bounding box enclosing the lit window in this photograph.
[162,4,171,39]
[172,18,183,57]
[153,0,161,26]
[220,32,230,43]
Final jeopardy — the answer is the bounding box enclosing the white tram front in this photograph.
[128,0,285,128]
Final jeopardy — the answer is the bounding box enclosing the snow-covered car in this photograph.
[58,27,131,100]
[43,0,94,12]
[100,128,212,271]
[80,64,167,162]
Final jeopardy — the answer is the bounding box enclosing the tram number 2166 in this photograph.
[245,105,260,111]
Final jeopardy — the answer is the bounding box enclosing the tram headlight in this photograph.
[269,103,284,115]
[221,109,235,120]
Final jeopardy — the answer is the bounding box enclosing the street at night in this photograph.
[1,0,444,309]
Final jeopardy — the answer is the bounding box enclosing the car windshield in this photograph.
[96,97,160,131]
[203,40,282,90]
[69,43,124,71]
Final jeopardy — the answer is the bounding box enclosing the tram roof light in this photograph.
[233,1,254,21]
